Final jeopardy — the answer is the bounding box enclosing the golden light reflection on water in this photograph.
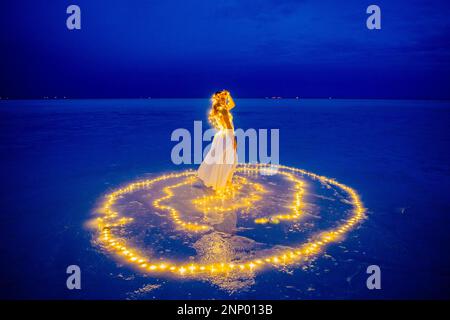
[90,164,365,278]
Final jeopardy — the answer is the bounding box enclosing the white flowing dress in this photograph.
[198,129,237,190]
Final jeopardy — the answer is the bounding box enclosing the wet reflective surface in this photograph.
[90,164,364,293]
[1,99,449,299]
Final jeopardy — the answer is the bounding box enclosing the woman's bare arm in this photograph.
[220,110,233,130]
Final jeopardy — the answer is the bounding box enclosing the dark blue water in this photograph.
[0,99,449,299]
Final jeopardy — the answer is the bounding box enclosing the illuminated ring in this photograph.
[153,174,267,231]
[92,164,365,276]
[153,168,305,230]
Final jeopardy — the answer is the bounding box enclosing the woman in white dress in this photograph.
[198,90,237,190]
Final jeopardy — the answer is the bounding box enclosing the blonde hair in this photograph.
[208,90,234,129]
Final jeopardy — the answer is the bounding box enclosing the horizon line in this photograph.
[1,97,450,101]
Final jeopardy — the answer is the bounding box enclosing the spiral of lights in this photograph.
[92,163,365,276]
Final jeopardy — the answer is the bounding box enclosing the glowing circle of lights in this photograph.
[92,164,365,277]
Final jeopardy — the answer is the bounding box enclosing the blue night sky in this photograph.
[1,0,449,99]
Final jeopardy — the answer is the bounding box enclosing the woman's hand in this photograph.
[226,93,235,110]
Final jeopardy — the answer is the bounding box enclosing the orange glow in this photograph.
[91,164,365,276]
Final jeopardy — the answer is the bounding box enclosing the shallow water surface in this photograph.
[0,99,449,299]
